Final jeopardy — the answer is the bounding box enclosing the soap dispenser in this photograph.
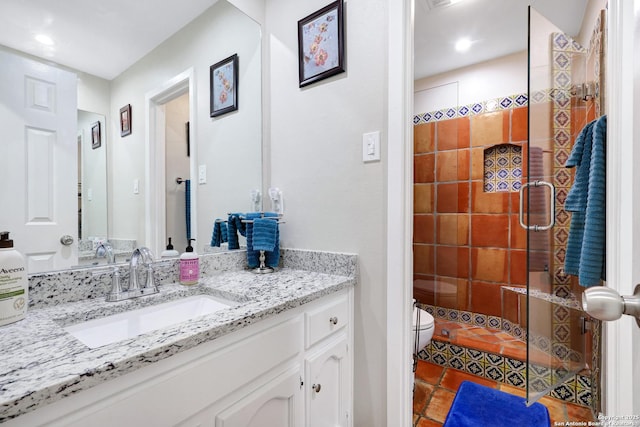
[161,237,180,258]
[179,239,199,285]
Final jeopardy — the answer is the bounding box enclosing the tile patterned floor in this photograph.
[413,360,596,426]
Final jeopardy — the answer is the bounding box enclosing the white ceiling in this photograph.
[414,0,588,79]
[0,0,219,80]
[0,0,587,82]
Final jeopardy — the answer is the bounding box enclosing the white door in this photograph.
[0,49,78,273]
[601,0,640,416]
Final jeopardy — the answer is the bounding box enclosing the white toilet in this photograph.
[412,301,434,354]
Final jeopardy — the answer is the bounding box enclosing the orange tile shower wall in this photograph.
[413,107,529,318]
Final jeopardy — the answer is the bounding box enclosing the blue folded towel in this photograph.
[245,212,262,268]
[253,218,278,252]
[227,213,245,250]
[210,220,228,247]
[443,381,550,427]
[564,115,606,287]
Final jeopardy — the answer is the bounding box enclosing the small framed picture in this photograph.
[91,121,101,149]
[298,0,345,88]
[210,54,239,117]
[120,104,132,137]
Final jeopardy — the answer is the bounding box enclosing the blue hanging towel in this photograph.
[210,220,228,247]
[262,212,280,268]
[245,212,262,268]
[185,180,191,241]
[564,115,606,287]
[227,213,245,250]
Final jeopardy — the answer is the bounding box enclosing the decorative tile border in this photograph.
[413,92,529,125]
[417,338,592,407]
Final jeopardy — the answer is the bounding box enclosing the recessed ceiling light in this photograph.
[35,34,54,46]
[455,37,472,52]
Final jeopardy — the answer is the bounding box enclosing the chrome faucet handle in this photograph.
[128,249,142,291]
[105,266,124,302]
[137,247,157,291]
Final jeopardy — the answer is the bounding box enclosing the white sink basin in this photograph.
[64,295,235,349]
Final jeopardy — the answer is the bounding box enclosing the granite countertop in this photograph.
[0,265,356,422]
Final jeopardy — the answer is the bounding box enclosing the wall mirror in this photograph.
[1,0,262,273]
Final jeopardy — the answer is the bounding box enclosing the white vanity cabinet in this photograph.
[304,292,352,427]
[5,288,353,427]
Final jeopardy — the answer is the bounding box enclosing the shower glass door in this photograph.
[525,6,598,406]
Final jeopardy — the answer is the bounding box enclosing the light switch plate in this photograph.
[362,131,381,162]
[133,179,139,194]
[198,165,207,184]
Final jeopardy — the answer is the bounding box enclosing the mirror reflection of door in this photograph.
[165,93,190,253]
[77,110,108,243]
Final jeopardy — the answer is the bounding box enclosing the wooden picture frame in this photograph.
[210,54,239,117]
[120,104,132,137]
[91,121,101,149]
[298,0,345,88]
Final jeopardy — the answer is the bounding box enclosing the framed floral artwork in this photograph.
[91,121,101,149]
[120,104,131,137]
[210,54,239,117]
[297,0,344,88]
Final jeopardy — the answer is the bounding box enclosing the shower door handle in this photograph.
[518,180,556,231]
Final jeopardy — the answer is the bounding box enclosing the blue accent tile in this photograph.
[500,97,513,109]
[515,94,528,106]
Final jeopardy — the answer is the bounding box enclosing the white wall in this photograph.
[264,0,388,424]
[109,0,262,250]
[414,51,527,114]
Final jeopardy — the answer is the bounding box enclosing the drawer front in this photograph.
[305,294,349,348]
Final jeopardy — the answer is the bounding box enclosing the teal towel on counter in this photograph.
[227,213,245,250]
[564,115,606,287]
[245,212,262,268]
[210,220,228,247]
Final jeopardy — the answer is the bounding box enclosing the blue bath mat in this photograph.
[443,381,550,427]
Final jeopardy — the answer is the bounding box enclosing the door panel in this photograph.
[0,49,78,272]
[526,7,598,404]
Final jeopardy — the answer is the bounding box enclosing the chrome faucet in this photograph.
[106,246,158,302]
[95,241,115,264]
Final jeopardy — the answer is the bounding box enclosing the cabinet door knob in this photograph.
[329,316,338,325]
[312,383,321,393]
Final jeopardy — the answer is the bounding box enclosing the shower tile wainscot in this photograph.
[416,300,594,410]
[1,249,357,425]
